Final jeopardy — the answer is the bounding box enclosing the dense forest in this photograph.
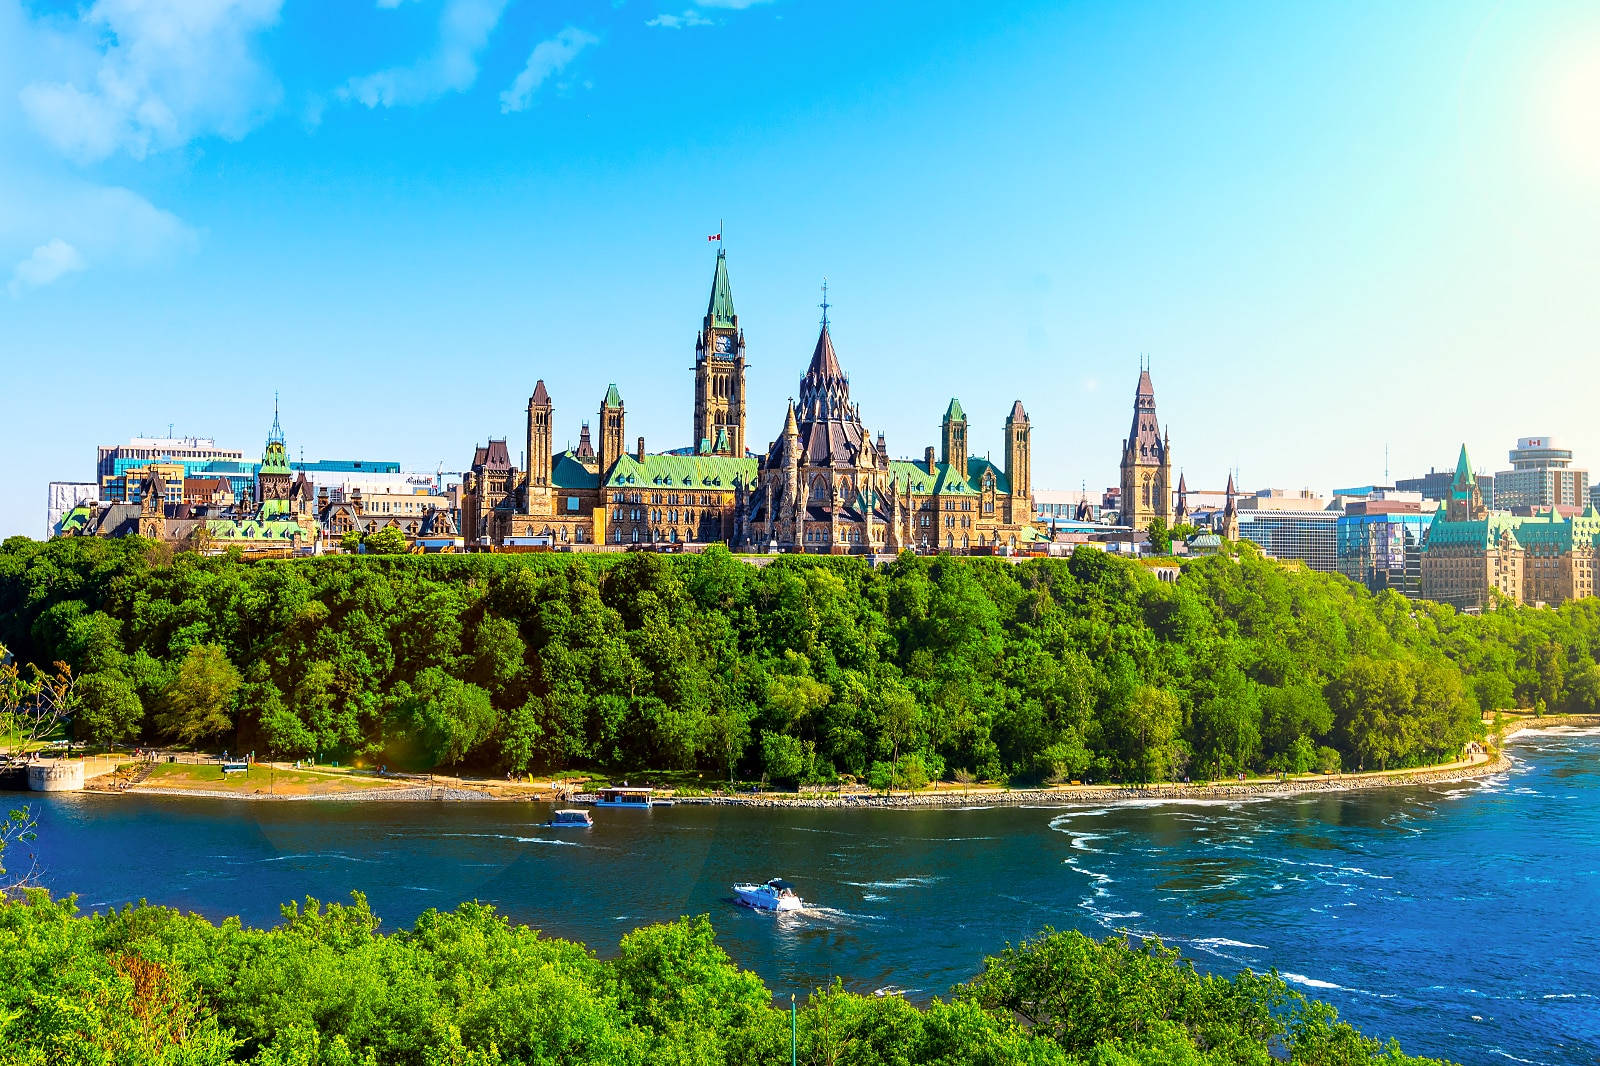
[0,889,1451,1065]
[3,535,1600,784]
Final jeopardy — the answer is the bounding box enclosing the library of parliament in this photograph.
[460,248,1043,554]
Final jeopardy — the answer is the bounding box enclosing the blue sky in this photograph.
[4,0,1600,537]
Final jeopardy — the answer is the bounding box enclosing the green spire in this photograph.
[1453,443,1474,487]
[707,249,736,329]
[944,397,966,424]
[604,383,623,407]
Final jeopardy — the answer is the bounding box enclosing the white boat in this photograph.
[593,787,653,808]
[548,809,593,827]
[732,878,803,912]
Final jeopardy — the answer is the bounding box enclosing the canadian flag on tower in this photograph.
[707,232,721,242]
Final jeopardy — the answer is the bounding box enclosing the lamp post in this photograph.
[790,993,797,1066]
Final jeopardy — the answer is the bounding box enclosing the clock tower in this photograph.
[692,246,747,456]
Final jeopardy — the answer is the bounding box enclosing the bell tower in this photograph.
[524,379,552,513]
[941,398,968,473]
[599,384,625,476]
[692,245,747,456]
[1004,400,1030,522]
[1118,359,1172,532]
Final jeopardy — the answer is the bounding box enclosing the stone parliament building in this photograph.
[460,249,1042,553]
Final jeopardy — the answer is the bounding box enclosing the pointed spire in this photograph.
[944,397,966,424]
[530,380,550,406]
[1453,443,1475,486]
[806,320,843,381]
[706,248,736,329]
[268,391,285,445]
[1007,400,1028,424]
[782,400,799,437]
[603,383,623,407]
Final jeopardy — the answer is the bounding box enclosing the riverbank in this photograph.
[88,745,1529,807]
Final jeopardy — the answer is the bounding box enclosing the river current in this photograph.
[23,729,1600,1065]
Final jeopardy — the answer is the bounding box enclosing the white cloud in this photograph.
[648,11,713,29]
[342,0,510,108]
[8,239,86,298]
[18,0,284,164]
[500,27,598,114]
[694,0,771,8]
[0,170,197,291]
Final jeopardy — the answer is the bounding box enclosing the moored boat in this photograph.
[732,878,803,912]
[593,787,653,808]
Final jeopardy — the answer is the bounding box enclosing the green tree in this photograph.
[155,644,241,748]
[363,527,409,555]
[760,730,806,785]
[384,668,497,768]
[71,670,143,746]
[1147,517,1172,554]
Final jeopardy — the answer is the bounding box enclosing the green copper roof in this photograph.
[944,397,966,423]
[1424,510,1523,550]
[707,249,736,329]
[259,440,291,476]
[1453,444,1474,488]
[603,452,756,490]
[57,505,93,535]
[552,452,599,490]
[603,384,623,408]
[885,457,1011,496]
[205,519,304,541]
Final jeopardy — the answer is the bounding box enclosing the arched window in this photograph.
[631,528,639,543]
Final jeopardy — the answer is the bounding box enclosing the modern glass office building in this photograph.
[1337,510,1434,598]
[1236,510,1340,572]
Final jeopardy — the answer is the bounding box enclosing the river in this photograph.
[22,729,1600,1065]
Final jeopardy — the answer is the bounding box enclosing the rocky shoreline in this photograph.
[97,720,1600,807]
[670,753,1512,809]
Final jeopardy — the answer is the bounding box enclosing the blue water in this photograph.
[19,730,1600,1065]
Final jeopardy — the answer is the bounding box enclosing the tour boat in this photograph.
[732,878,803,912]
[594,787,654,808]
[548,809,593,827]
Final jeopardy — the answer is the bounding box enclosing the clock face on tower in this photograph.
[713,333,734,355]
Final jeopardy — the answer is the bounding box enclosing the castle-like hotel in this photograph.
[461,249,1043,554]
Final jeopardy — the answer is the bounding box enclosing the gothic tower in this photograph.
[599,384,625,476]
[693,247,747,456]
[1446,444,1486,522]
[1221,471,1240,540]
[1118,361,1172,531]
[1004,400,1030,522]
[256,396,292,514]
[525,380,553,512]
[941,398,968,473]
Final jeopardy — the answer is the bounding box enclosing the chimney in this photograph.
[352,487,363,515]
[925,446,936,470]
[636,436,646,463]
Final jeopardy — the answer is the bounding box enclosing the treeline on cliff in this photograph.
[0,890,1452,1065]
[3,535,1598,783]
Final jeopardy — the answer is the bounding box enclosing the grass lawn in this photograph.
[141,763,401,795]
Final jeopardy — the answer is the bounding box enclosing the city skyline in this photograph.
[7,0,1600,537]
